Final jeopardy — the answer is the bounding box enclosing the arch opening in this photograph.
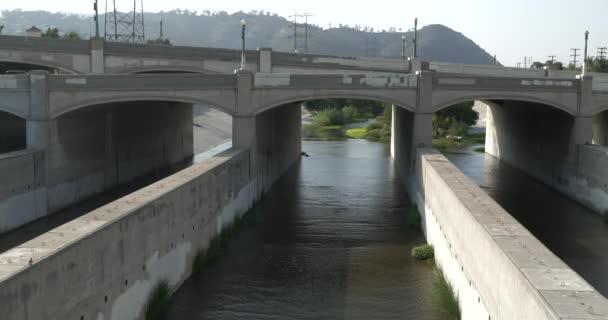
[433,99,577,192]
[49,99,233,213]
[0,110,26,154]
[0,61,61,74]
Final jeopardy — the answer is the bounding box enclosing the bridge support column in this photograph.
[26,71,50,151]
[90,38,105,74]
[25,71,50,218]
[233,103,302,202]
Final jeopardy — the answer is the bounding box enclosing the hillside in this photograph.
[0,9,496,64]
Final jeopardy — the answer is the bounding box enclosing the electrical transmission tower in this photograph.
[522,56,532,68]
[570,48,580,67]
[105,0,146,44]
[598,47,607,60]
[289,12,313,53]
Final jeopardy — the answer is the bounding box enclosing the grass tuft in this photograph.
[473,146,485,153]
[411,244,434,261]
[432,268,461,320]
[144,279,172,320]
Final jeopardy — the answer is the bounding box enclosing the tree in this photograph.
[433,101,478,138]
[63,31,80,40]
[586,57,608,73]
[530,61,544,69]
[42,27,60,38]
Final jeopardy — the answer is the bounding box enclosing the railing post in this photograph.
[258,48,272,73]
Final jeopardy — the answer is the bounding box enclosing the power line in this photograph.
[570,48,580,67]
[598,47,607,60]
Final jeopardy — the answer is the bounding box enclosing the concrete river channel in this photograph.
[1,139,606,318]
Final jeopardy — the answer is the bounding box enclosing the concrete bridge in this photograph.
[2,37,608,319]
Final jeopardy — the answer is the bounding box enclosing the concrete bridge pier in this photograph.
[233,71,302,204]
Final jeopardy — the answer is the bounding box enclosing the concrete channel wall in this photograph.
[0,150,46,233]
[410,148,608,320]
[0,148,254,320]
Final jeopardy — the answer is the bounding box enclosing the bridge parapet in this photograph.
[47,73,237,90]
[254,73,417,89]
[434,73,579,92]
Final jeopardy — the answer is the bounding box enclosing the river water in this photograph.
[445,145,608,296]
[168,140,440,319]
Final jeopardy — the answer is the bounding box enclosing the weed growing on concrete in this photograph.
[473,147,485,153]
[191,215,247,278]
[432,268,461,320]
[411,244,434,261]
[144,279,172,320]
[405,206,422,230]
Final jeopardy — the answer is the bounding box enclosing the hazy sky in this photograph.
[2,0,607,67]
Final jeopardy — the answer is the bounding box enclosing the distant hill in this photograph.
[0,9,497,64]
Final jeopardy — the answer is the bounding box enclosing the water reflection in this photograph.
[445,145,608,296]
[168,140,440,320]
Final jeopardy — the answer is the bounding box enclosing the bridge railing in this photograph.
[254,73,417,88]
[590,73,608,92]
[431,61,583,79]
[0,35,90,53]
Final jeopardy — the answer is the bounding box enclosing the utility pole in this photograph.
[289,12,312,54]
[413,17,418,58]
[93,0,100,38]
[402,35,406,60]
[598,47,607,60]
[548,55,557,64]
[302,13,313,54]
[570,48,580,68]
[523,56,532,68]
[160,18,163,39]
[517,62,521,68]
[583,31,589,74]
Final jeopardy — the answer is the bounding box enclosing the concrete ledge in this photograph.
[413,148,608,320]
[0,148,254,320]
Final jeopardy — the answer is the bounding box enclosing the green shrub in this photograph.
[411,244,434,260]
[145,279,172,320]
[473,147,485,153]
[432,268,461,320]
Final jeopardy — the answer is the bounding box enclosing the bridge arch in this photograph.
[124,66,219,74]
[432,93,576,116]
[0,109,26,154]
[0,58,79,74]
[51,95,236,119]
[254,92,416,116]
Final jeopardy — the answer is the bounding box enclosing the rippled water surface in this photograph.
[168,140,440,320]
